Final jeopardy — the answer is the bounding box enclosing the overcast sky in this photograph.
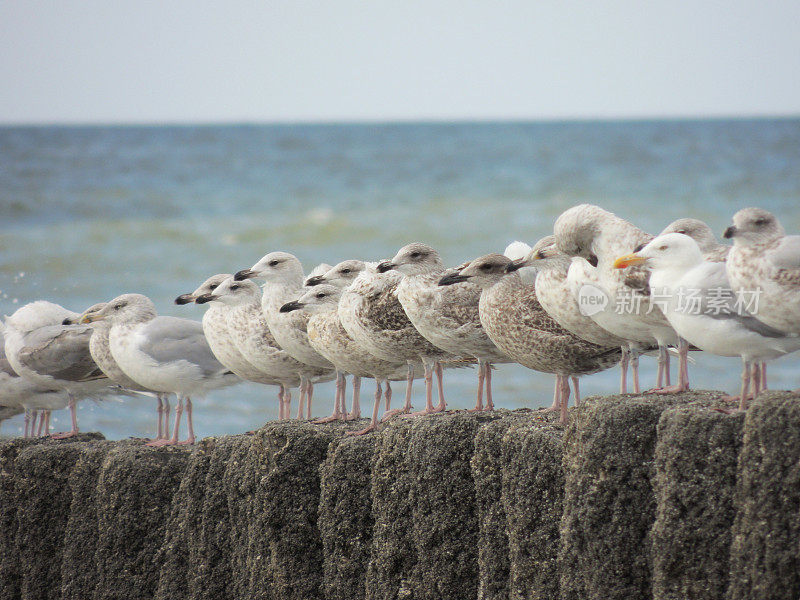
[1,1,799,124]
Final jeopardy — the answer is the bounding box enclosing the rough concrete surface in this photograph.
[501,412,564,600]
[93,443,192,600]
[0,390,797,600]
[471,410,534,600]
[728,391,800,600]
[558,392,705,600]
[651,403,744,600]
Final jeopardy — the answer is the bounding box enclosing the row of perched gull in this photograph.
[2,204,798,444]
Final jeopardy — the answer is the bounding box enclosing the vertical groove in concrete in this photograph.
[61,441,115,600]
[318,434,377,600]
[93,445,192,600]
[16,443,88,600]
[559,395,685,600]
[651,407,744,600]
[501,414,564,600]
[728,392,800,600]
[408,412,496,600]
[471,411,533,600]
[366,418,416,600]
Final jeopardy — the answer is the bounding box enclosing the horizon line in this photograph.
[1,112,799,128]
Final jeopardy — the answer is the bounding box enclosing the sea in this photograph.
[1,119,799,439]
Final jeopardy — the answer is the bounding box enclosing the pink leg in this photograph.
[560,374,571,424]
[434,362,446,412]
[51,396,80,439]
[471,361,486,412]
[297,378,307,419]
[179,397,196,444]
[156,395,164,440]
[549,376,561,410]
[619,347,630,394]
[739,361,752,412]
[572,376,581,407]
[382,364,413,421]
[44,411,51,436]
[161,397,171,439]
[631,350,641,394]
[314,372,346,423]
[652,340,690,394]
[751,363,762,395]
[349,379,381,436]
[283,387,293,419]
[384,380,392,411]
[348,376,362,420]
[306,381,314,419]
[37,411,46,437]
[761,363,768,390]
[147,396,182,447]
[23,410,31,438]
[485,364,494,411]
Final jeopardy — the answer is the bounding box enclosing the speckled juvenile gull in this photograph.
[3,300,113,438]
[193,275,327,421]
[87,293,240,445]
[441,254,621,424]
[0,327,70,437]
[724,207,800,335]
[555,203,683,393]
[235,252,335,419]
[659,218,730,262]
[285,284,419,434]
[381,243,509,413]
[615,233,800,410]
[337,260,452,418]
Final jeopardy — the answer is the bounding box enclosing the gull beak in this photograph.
[305,275,325,286]
[79,312,102,324]
[723,226,737,239]
[234,268,256,281]
[376,261,395,273]
[505,257,529,272]
[613,253,647,269]
[174,293,196,305]
[439,272,471,286]
[280,300,304,313]
[195,294,218,304]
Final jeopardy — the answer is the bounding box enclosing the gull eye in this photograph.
[316,292,326,298]
[269,259,279,267]
[230,284,240,291]
[114,303,124,310]
[536,250,545,259]
[659,245,668,251]
[480,263,492,271]
[754,218,768,227]
[410,251,421,259]
[341,268,351,274]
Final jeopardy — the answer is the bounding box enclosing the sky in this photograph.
[1,0,799,124]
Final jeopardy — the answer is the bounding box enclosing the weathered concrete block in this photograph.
[471,410,534,600]
[196,435,245,600]
[407,411,499,600]
[651,404,744,600]
[15,442,95,600]
[501,412,564,600]
[93,444,192,600]
[0,434,103,600]
[61,441,116,600]
[728,391,800,600]
[246,420,355,600]
[559,393,691,600]
[366,418,416,600]
[319,433,377,600]
[154,442,214,600]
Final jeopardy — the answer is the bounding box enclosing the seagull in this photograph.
[659,218,730,262]
[282,284,417,434]
[724,207,800,336]
[379,243,509,412]
[234,252,335,419]
[1,326,70,437]
[85,294,240,445]
[614,233,800,410]
[3,301,112,438]
[441,254,621,424]
[67,302,172,440]
[554,204,684,393]
[196,276,328,420]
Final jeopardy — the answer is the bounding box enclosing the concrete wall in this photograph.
[0,390,797,600]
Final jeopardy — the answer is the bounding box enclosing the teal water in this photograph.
[2,120,799,439]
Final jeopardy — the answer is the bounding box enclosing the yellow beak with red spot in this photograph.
[613,253,648,269]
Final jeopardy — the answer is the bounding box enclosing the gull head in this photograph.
[73,302,108,325]
[90,294,158,325]
[724,208,785,246]
[660,218,720,253]
[506,235,564,272]
[6,301,78,333]
[440,253,513,289]
[614,233,703,271]
[176,273,231,305]
[553,204,608,259]
[235,251,304,284]
[281,284,343,315]
[201,277,261,306]
[378,243,444,276]
[308,259,367,287]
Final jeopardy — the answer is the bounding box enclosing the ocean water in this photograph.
[1,119,799,439]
